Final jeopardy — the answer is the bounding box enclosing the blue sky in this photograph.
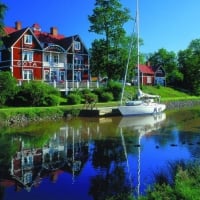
[2,0,200,54]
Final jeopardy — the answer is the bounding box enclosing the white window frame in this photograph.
[60,71,65,81]
[74,41,81,50]
[147,76,152,84]
[44,70,50,81]
[23,69,33,80]
[45,54,50,62]
[24,35,32,44]
[23,51,33,61]
[53,54,59,63]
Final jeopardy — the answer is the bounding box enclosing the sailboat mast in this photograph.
[136,0,140,90]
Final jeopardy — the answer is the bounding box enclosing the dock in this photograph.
[79,107,121,117]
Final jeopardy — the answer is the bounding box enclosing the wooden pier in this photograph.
[79,107,121,117]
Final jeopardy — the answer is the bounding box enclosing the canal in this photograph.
[0,107,200,200]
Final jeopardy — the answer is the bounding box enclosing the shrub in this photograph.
[93,88,105,100]
[66,93,82,105]
[106,80,122,100]
[100,92,113,102]
[83,92,98,104]
[12,81,61,107]
[0,71,18,106]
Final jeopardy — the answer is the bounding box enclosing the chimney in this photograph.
[15,21,22,30]
[50,27,58,36]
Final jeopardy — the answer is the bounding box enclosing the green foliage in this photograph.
[93,87,114,102]
[66,93,82,105]
[88,0,133,79]
[138,162,200,200]
[0,71,18,106]
[148,48,181,87]
[83,92,98,103]
[12,81,60,107]
[178,40,200,95]
[0,2,7,43]
[100,92,114,102]
[106,80,122,100]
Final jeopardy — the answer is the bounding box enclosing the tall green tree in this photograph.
[178,39,200,95]
[88,0,132,79]
[148,48,183,86]
[0,2,7,44]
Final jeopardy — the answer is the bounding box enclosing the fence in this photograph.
[49,80,101,93]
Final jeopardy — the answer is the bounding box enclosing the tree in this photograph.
[148,48,183,86]
[88,0,132,79]
[0,71,18,106]
[0,2,7,45]
[178,39,200,95]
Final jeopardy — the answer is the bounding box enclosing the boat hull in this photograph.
[118,103,166,116]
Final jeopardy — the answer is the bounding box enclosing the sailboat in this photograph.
[118,0,166,116]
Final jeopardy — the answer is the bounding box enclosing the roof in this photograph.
[139,64,154,75]
[2,28,27,47]
[3,23,87,52]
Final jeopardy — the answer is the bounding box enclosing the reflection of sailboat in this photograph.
[118,112,166,135]
[118,113,166,196]
[118,0,166,116]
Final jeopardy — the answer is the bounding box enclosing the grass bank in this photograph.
[0,86,200,125]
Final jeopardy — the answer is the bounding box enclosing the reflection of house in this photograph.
[9,127,89,191]
[137,63,166,86]
[0,21,90,84]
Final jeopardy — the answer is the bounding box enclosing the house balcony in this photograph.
[43,62,65,68]
[67,63,89,70]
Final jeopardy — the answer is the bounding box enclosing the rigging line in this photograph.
[120,13,137,105]
[136,0,140,90]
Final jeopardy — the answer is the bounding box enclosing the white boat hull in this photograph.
[118,102,166,116]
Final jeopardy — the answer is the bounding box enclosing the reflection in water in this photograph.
[9,126,90,192]
[118,113,166,196]
[1,109,200,200]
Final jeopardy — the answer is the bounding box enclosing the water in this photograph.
[0,108,200,200]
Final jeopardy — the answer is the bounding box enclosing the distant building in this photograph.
[0,21,90,84]
[136,63,166,86]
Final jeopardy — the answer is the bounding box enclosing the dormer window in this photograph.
[74,41,81,50]
[24,35,32,44]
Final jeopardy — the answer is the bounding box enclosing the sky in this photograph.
[2,0,200,54]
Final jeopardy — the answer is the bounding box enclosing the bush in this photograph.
[100,92,113,102]
[0,71,18,106]
[12,81,61,107]
[83,92,98,104]
[106,81,122,101]
[66,93,82,105]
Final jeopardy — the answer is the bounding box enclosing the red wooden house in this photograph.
[0,21,90,84]
[138,63,166,86]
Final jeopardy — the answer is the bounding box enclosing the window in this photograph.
[44,70,50,81]
[24,35,32,44]
[0,52,2,61]
[53,54,59,63]
[51,71,57,81]
[147,76,152,84]
[74,41,81,50]
[45,54,50,62]
[23,51,33,61]
[23,70,33,80]
[60,71,65,81]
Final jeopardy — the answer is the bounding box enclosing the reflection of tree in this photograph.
[89,139,132,200]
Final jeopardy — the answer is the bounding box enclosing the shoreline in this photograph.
[1,100,200,126]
